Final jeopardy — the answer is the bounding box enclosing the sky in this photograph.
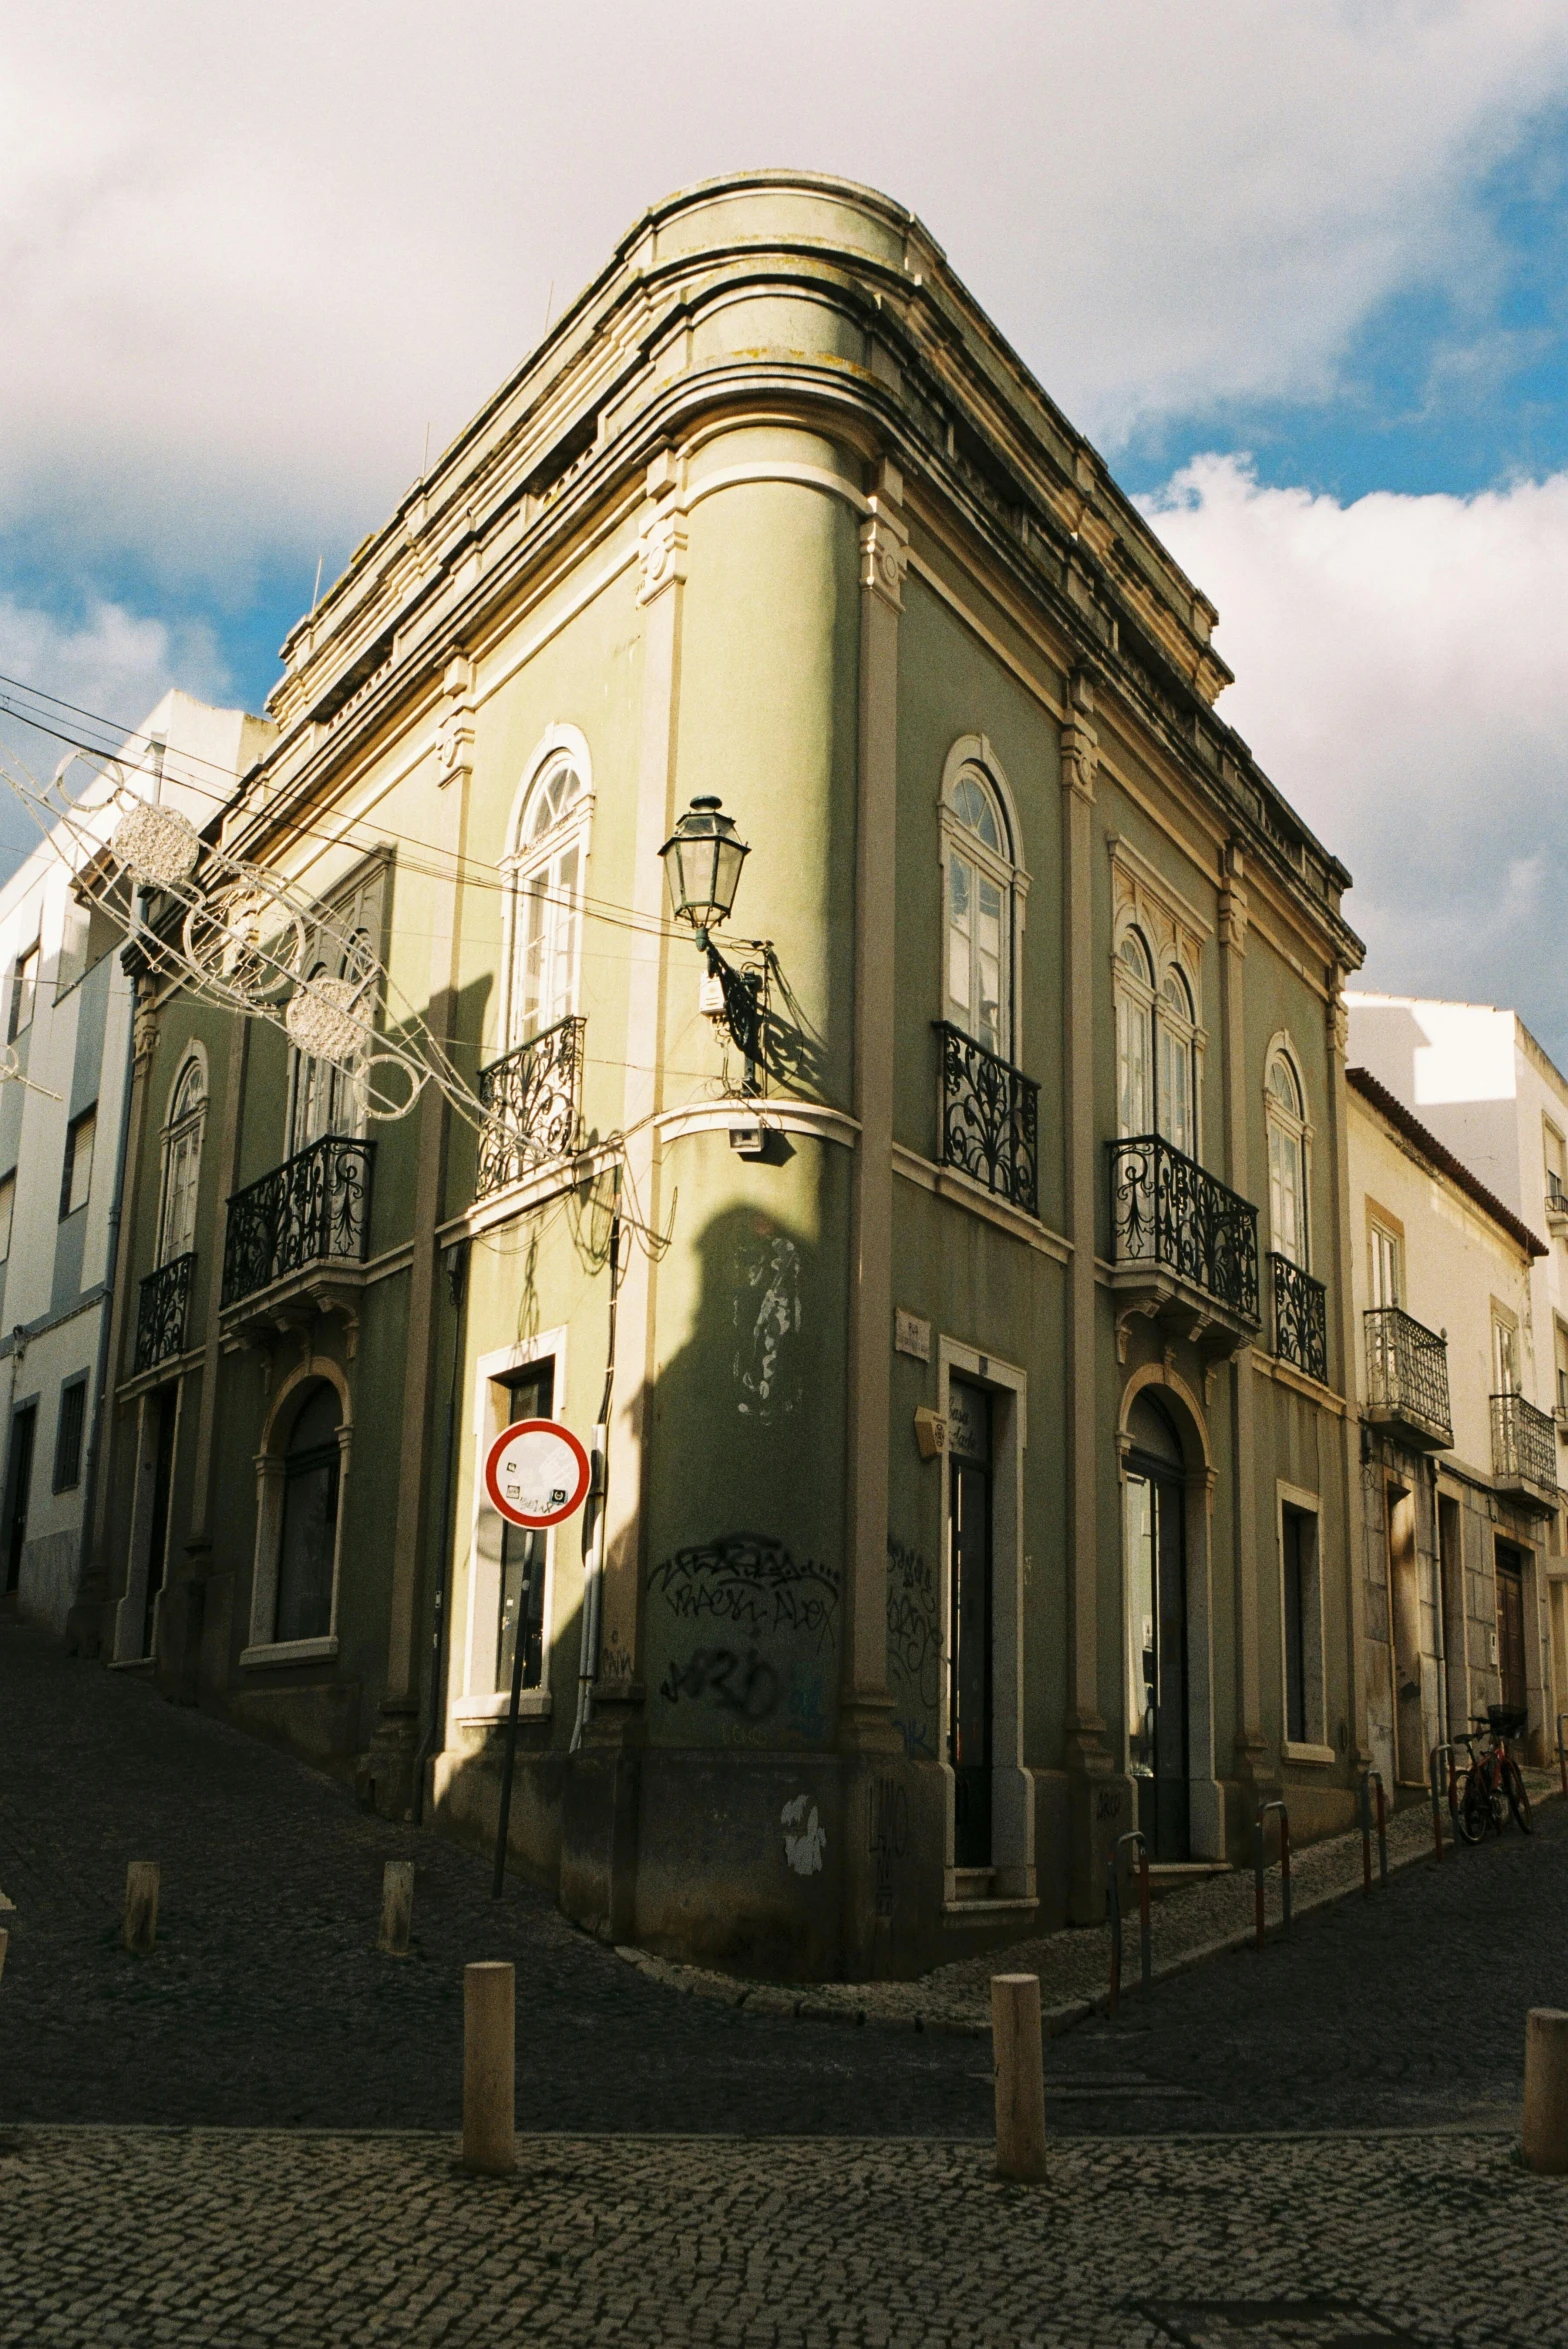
[2,2,1567,1048]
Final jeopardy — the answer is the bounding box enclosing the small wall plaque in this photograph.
[894,1308,931,1361]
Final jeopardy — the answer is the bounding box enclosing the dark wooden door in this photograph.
[1496,1551,1528,1717]
[3,1404,36,1594]
[948,1383,992,1868]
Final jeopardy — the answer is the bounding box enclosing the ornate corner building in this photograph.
[87,173,1370,1978]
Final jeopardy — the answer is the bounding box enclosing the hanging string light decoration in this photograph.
[0,731,498,1147]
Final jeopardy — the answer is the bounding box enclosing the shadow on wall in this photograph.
[435,1190,852,1930]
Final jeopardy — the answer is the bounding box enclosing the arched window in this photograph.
[943,763,1014,1059]
[1266,1050,1309,1266]
[1115,929,1155,1137]
[505,751,589,1049]
[274,1382,342,1645]
[289,930,374,1153]
[157,1056,205,1264]
[1157,967,1198,1158]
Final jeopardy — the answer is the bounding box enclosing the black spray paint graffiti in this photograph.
[650,1533,840,1652]
[659,1647,780,1721]
[886,1537,940,1710]
[869,1775,910,1919]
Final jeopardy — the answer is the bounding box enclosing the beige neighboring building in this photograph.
[1346,1066,1558,1791]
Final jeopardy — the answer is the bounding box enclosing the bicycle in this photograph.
[1453,1706,1533,1844]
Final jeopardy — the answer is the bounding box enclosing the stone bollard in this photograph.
[462,1962,516,2175]
[992,1973,1048,2183]
[379,1861,414,1956]
[123,1863,160,1954]
[1522,2008,1568,2175]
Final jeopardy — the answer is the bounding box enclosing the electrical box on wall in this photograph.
[913,1406,947,1460]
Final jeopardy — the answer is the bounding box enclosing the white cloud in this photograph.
[1143,456,1568,1050]
[1,0,1565,582]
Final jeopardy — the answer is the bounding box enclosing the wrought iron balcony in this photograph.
[1364,1307,1452,1450]
[135,1251,195,1373]
[221,1135,375,1307]
[475,1015,586,1201]
[1108,1135,1259,1334]
[933,1020,1039,1218]
[1270,1253,1327,1384]
[1491,1389,1559,1509]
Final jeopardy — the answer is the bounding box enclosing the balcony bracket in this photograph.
[221,1264,367,1358]
[1109,1265,1254,1364]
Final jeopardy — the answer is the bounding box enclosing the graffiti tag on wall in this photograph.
[650,1533,839,1651]
[659,1647,779,1721]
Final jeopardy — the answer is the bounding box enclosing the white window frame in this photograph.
[1277,1480,1331,1761]
[499,727,594,1059]
[157,1049,208,1266]
[937,735,1028,1068]
[286,864,386,1157]
[1264,1036,1313,1269]
[455,1325,569,1723]
[240,1362,352,1668]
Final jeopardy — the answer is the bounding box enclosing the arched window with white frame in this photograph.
[1265,1047,1309,1266]
[1157,965,1198,1158]
[1115,928,1155,1137]
[157,1055,206,1265]
[941,757,1018,1061]
[289,928,375,1154]
[504,745,591,1052]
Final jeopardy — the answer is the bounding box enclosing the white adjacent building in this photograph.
[0,692,267,1636]
[1347,993,1568,1772]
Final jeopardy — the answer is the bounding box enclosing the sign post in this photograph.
[485,1419,591,1897]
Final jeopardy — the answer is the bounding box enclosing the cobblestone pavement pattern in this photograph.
[2,2126,1565,2349]
[3,1622,1568,2139]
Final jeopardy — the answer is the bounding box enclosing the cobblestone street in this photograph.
[4,1620,1568,2343]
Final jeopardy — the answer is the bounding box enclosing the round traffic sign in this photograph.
[484,1418,592,1529]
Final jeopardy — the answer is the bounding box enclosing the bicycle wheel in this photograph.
[1456,1764,1491,1844]
[1506,1759,1533,1833]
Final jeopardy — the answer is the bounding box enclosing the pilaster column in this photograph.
[1323,962,1371,1766]
[91,972,159,1643]
[374,654,473,1812]
[184,1012,251,1574]
[1060,667,1114,1921]
[839,463,906,1750]
[1219,842,1267,1792]
[595,452,688,1698]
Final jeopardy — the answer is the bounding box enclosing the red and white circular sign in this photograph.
[484,1418,592,1529]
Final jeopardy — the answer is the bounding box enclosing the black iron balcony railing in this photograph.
[1492,1389,1558,1496]
[135,1251,195,1373]
[221,1135,375,1307]
[475,1015,586,1202]
[933,1020,1039,1218]
[1108,1135,1259,1322]
[1270,1252,1327,1383]
[1364,1306,1452,1446]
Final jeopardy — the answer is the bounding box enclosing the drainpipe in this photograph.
[570,1201,622,1754]
[412,1236,469,1827]
[74,738,162,1641]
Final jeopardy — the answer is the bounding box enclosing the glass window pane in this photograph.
[276,1457,338,1642]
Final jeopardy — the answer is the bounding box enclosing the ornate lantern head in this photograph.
[658,796,749,949]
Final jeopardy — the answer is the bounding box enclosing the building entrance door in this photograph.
[140,1390,178,1658]
[1124,1394,1190,1861]
[3,1402,36,1596]
[1495,1543,1529,1720]
[947,1379,992,1868]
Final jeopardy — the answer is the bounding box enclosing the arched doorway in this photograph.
[1124,1391,1190,1860]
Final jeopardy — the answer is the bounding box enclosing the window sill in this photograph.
[239,1635,339,1670]
[452,1691,553,1722]
[1282,1739,1336,1766]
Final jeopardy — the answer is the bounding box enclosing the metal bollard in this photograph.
[123,1862,159,1954]
[1107,1830,1151,2019]
[1429,1744,1456,1862]
[462,1962,516,2175]
[1359,1770,1388,1893]
[1254,1801,1291,1948]
[379,1861,414,1957]
[991,1974,1048,2182]
[1522,2008,1568,2175]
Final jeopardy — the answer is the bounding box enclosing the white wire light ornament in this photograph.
[0,729,545,1155]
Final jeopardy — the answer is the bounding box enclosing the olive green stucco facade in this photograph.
[91,173,1366,1979]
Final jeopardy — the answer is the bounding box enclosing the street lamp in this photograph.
[658,795,749,951]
